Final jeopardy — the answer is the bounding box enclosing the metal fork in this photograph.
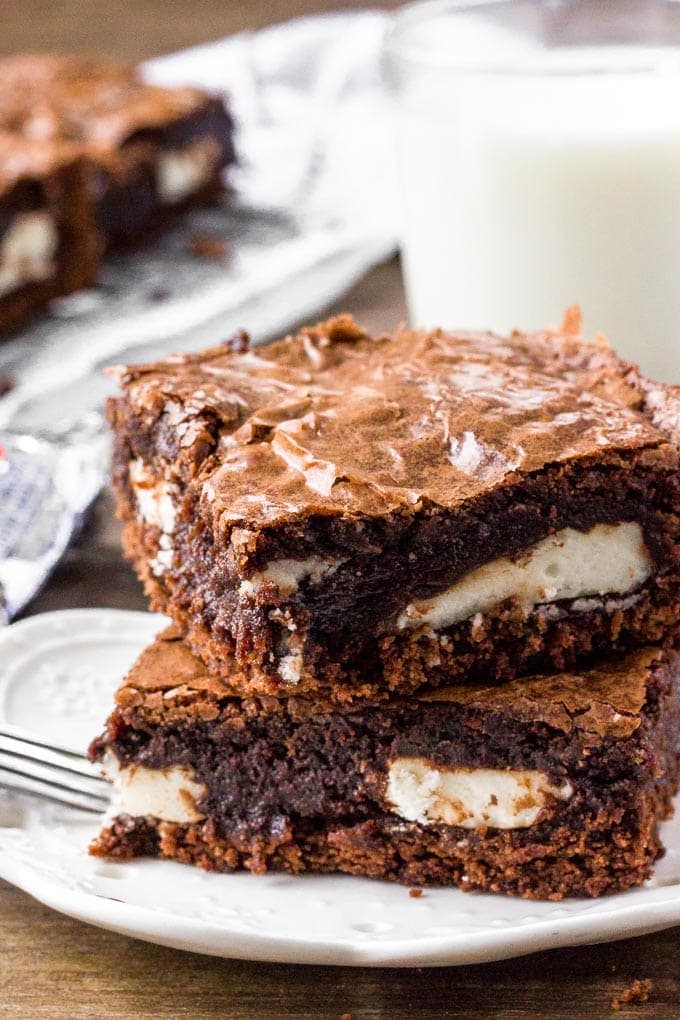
[0,725,109,813]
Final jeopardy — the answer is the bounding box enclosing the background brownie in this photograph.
[108,315,680,702]
[0,53,236,248]
[0,53,236,246]
[90,629,680,900]
[0,133,101,333]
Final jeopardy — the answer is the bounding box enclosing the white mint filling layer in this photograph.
[129,459,179,577]
[157,142,216,204]
[0,211,59,296]
[103,755,206,824]
[387,757,574,830]
[103,755,572,830]
[129,459,178,532]
[240,557,342,598]
[397,522,652,631]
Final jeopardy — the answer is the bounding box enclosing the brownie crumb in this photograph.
[189,232,229,261]
[222,329,250,353]
[409,888,423,898]
[561,304,582,336]
[148,287,171,303]
[0,374,15,398]
[611,979,652,1011]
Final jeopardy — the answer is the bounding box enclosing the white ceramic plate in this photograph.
[0,609,678,967]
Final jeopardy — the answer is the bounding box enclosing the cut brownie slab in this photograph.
[108,314,680,702]
[90,628,680,900]
[0,53,236,247]
[0,133,100,333]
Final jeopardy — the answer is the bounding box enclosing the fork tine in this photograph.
[0,732,105,781]
[0,766,108,813]
[0,724,91,760]
[0,751,108,797]
[0,725,113,812]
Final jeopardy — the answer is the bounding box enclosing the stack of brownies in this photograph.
[0,53,235,333]
[90,313,680,899]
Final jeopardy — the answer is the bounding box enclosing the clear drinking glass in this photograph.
[384,0,680,382]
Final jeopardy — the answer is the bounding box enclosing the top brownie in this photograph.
[108,314,680,701]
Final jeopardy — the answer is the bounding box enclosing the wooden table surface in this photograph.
[0,3,678,1017]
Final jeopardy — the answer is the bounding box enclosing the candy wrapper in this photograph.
[0,11,397,619]
[0,429,108,620]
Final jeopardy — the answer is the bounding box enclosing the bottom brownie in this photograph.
[90,629,680,900]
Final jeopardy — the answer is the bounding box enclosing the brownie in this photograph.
[89,627,680,900]
[0,53,236,248]
[0,132,101,333]
[107,313,680,703]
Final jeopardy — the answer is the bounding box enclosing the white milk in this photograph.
[389,15,680,382]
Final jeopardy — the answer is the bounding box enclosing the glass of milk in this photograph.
[384,0,680,382]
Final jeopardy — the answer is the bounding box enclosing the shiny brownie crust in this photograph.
[108,315,680,702]
[90,632,680,899]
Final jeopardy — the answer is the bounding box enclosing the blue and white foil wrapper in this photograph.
[0,11,397,620]
[0,430,108,619]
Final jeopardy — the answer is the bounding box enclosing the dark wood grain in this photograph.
[0,3,677,1017]
[0,0,398,61]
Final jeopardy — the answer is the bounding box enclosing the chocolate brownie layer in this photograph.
[108,314,680,702]
[90,629,680,899]
[0,133,101,333]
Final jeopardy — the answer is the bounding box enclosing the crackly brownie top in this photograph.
[0,53,214,148]
[112,314,679,527]
[113,626,672,739]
